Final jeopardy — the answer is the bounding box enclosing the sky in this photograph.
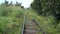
[0,0,33,8]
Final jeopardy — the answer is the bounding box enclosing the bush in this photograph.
[0,6,24,34]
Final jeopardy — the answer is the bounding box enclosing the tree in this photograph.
[21,6,24,8]
[5,0,8,6]
[31,0,60,25]
[31,0,42,15]
[15,1,21,6]
[9,1,13,5]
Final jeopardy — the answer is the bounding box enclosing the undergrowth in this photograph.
[27,8,60,34]
[0,6,25,34]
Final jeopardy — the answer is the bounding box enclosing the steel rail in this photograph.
[32,19,46,34]
[22,15,26,34]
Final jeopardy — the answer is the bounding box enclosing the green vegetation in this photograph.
[0,5,25,34]
[27,8,60,34]
[0,0,60,34]
[30,0,60,34]
[31,0,60,25]
[0,0,26,34]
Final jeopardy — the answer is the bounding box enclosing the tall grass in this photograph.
[0,6,60,34]
[0,6,25,34]
[27,8,60,34]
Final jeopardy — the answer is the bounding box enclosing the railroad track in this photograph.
[22,13,38,34]
[24,19,38,34]
[22,12,46,34]
[22,16,38,34]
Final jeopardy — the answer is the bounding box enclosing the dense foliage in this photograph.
[0,0,60,34]
[27,8,60,34]
[31,0,60,15]
[31,0,60,34]
[31,0,60,26]
[0,1,25,34]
